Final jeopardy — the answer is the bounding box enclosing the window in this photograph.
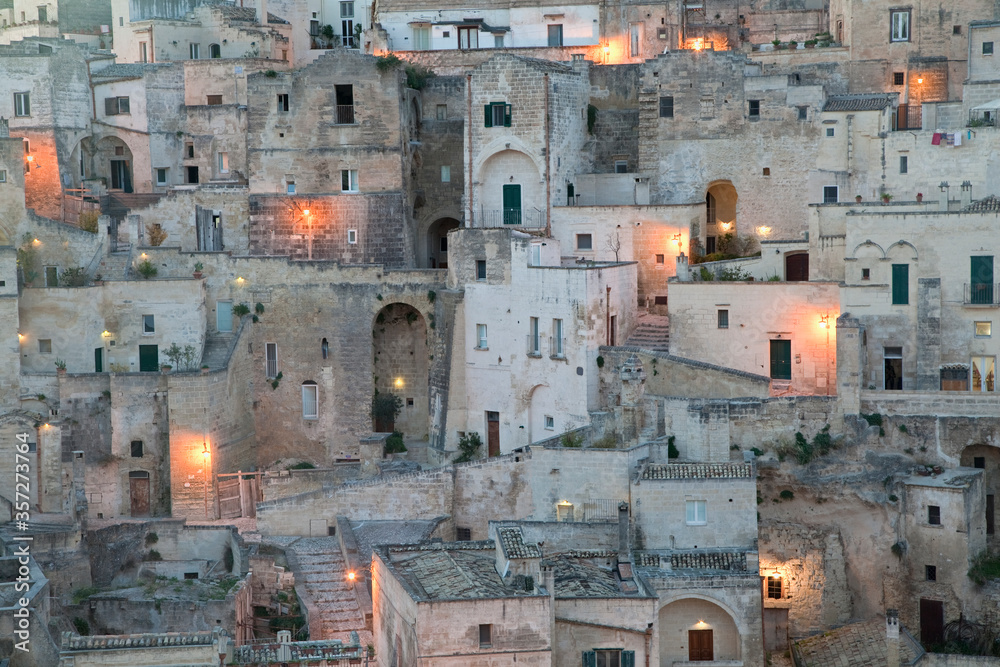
[576,234,593,251]
[484,101,511,128]
[823,186,839,203]
[265,342,277,378]
[218,152,229,173]
[925,565,937,581]
[862,268,871,280]
[210,43,221,58]
[478,624,492,648]
[766,576,782,599]
[762,167,771,176]
[412,25,430,50]
[547,24,563,47]
[985,42,995,55]
[826,127,835,137]
[941,366,968,391]
[655,254,665,264]
[441,165,451,182]
[119,16,123,26]
[544,415,554,430]
[954,25,962,35]
[529,317,540,355]
[614,160,628,173]
[104,96,130,115]
[899,156,908,174]
[685,499,707,525]
[718,309,729,329]
[0,170,6,183]
[494,35,505,48]
[131,440,143,457]
[341,1,355,47]
[893,72,905,85]
[302,382,318,419]
[156,168,168,186]
[884,346,903,390]
[476,323,488,349]
[583,649,636,667]
[44,266,58,287]
[971,256,994,304]
[971,356,996,392]
[38,339,51,354]
[748,99,760,118]
[206,95,223,106]
[797,106,808,120]
[142,314,155,335]
[186,166,199,184]
[189,43,200,59]
[341,169,359,192]
[456,527,472,541]
[892,264,909,305]
[286,180,295,194]
[659,96,674,118]
[14,92,30,117]
[277,93,289,112]
[552,319,564,357]
[139,42,148,62]
[928,505,941,525]
[321,338,329,359]
[348,229,357,244]
[891,10,910,42]
[436,104,447,120]
[476,260,486,280]
[976,321,992,337]
[185,142,195,159]
[458,26,478,49]
[530,243,541,266]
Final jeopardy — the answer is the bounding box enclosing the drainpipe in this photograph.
[544,73,551,237]
[606,285,611,346]
[148,26,155,63]
[467,73,473,227]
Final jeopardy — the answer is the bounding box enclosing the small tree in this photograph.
[605,231,622,262]
[146,223,168,247]
[371,392,402,432]
[454,432,482,463]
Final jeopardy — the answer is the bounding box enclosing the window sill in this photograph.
[475,346,489,351]
[303,416,318,421]
[685,521,707,527]
[527,352,542,358]
[550,354,565,360]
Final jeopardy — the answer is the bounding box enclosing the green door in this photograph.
[971,256,994,304]
[891,264,909,305]
[94,348,103,373]
[139,344,158,372]
[502,184,522,225]
[770,340,791,380]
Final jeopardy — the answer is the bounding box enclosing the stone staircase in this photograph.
[623,314,671,352]
[200,333,234,370]
[94,250,132,281]
[286,538,370,644]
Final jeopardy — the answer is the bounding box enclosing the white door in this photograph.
[217,300,233,332]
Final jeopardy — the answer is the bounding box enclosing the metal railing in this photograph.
[334,105,355,125]
[476,208,546,228]
[526,334,541,356]
[892,103,922,131]
[965,283,1000,305]
[557,498,625,523]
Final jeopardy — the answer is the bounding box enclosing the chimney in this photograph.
[961,181,972,209]
[886,609,900,667]
[618,502,631,561]
[676,252,690,281]
[257,0,267,25]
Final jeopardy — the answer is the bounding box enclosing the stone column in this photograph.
[835,315,863,416]
[37,423,62,513]
[886,609,900,667]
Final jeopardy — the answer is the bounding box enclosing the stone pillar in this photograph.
[619,354,646,442]
[359,434,388,478]
[835,315,863,416]
[916,278,941,390]
[886,609,900,667]
[37,423,62,513]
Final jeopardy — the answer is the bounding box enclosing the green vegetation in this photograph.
[144,532,158,545]
[596,355,605,368]
[271,371,283,390]
[17,234,38,286]
[73,617,90,635]
[384,430,407,454]
[779,489,795,500]
[79,210,100,233]
[560,431,584,448]
[668,435,679,459]
[454,431,482,462]
[72,586,102,604]
[287,461,316,470]
[427,290,436,303]
[861,412,885,437]
[968,550,1000,585]
[145,549,162,561]
[590,433,617,449]
[232,303,251,317]
[371,391,402,425]
[136,259,157,279]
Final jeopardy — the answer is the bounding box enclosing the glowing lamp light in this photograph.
[818,314,829,329]
[32,238,40,246]
[202,442,210,458]
[394,377,404,388]
[140,252,148,258]
[557,500,573,507]
[236,276,245,284]
[696,620,708,627]
[720,221,732,231]
[603,45,610,54]
[692,38,704,51]
[757,226,772,236]
[347,571,356,581]
[303,209,310,216]
[18,332,24,341]
[672,234,682,246]
[102,330,112,338]
[917,77,923,84]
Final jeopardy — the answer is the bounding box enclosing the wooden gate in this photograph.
[763,608,789,651]
[920,598,944,646]
[217,472,263,519]
[129,472,150,517]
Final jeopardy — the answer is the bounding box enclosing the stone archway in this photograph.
[95,136,134,192]
[659,597,740,664]
[705,181,738,253]
[423,217,461,268]
[527,383,551,445]
[960,444,999,542]
[477,150,543,227]
[372,303,429,440]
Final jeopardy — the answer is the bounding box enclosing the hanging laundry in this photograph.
[945,133,955,146]
[954,131,962,147]
[931,133,942,145]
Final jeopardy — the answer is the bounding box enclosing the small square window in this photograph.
[655,254,665,264]
[442,31,450,38]
[576,234,593,251]
[685,499,707,525]
[659,96,674,118]
[456,527,472,541]
[899,156,908,174]
[925,565,937,581]
[718,309,729,329]
[130,440,143,457]
[975,321,991,337]
[155,168,167,185]
[348,229,357,244]
[185,143,195,158]
[544,415,554,430]
[797,106,807,120]
[823,186,839,203]
[407,397,414,406]
[436,104,447,120]
[862,268,871,280]
[39,339,52,354]
[614,160,628,173]
[985,42,995,56]
[928,505,941,525]
[893,72,905,86]
[206,94,223,105]
[341,169,359,193]
[286,181,296,194]
[953,25,962,35]
[476,260,486,280]
[441,165,451,182]
[748,99,760,118]
[826,128,835,137]
[479,624,492,647]
[762,167,770,176]
[142,314,155,335]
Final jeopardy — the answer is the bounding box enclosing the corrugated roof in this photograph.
[823,93,896,112]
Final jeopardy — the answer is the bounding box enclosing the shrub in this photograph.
[779,489,794,500]
[861,412,885,437]
[72,586,101,604]
[73,617,90,636]
[60,266,88,286]
[668,435,679,459]
[371,392,402,425]
[596,355,604,368]
[699,266,714,281]
[145,549,162,561]
[264,69,278,78]
[79,210,100,233]
[560,431,584,448]
[232,303,251,317]
[427,290,436,303]
[404,63,435,90]
[287,461,316,470]
[454,431,482,463]
[750,447,764,457]
[255,302,265,314]
[145,532,158,545]
[590,433,617,449]
[145,223,168,246]
[384,430,407,454]
[137,259,157,279]
[375,53,402,72]
[968,550,1000,585]
[891,541,905,557]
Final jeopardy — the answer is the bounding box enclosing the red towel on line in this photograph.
[931,133,942,145]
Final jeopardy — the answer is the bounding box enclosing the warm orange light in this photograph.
[917,77,923,84]
[102,330,112,338]
[32,238,40,245]
[819,314,829,329]
[140,252,148,258]
[692,38,704,51]
[394,377,404,388]
[18,333,24,341]
[26,155,33,162]
[347,571,356,581]
[603,45,610,54]
[236,276,245,284]
[757,226,772,236]
[303,209,310,216]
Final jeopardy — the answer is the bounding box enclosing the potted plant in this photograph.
[201,364,210,374]
[160,364,172,374]
[771,39,782,50]
[805,39,818,48]
[855,195,863,203]
[788,40,798,49]
[193,262,204,279]
[916,192,923,202]
[881,192,893,204]
[55,359,67,375]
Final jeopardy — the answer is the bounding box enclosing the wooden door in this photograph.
[138,344,158,372]
[129,474,150,517]
[770,340,791,380]
[763,608,789,651]
[502,184,522,225]
[688,629,713,661]
[94,348,103,373]
[218,476,241,519]
[920,598,944,646]
[487,411,500,457]
[785,253,809,281]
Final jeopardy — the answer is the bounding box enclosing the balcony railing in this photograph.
[334,105,355,125]
[526,334,541,356]
[475,208,546,229]
[892,103,922,131]
[964,283,1000,305]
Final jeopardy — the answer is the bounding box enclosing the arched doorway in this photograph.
[96,136,134,193]
[961,445,999,541]
[527,384,551,444]
[425,217,460,268]
[659,597,740,664]
[372,303,429,440]
[705,181,738,254]
[477,150,542,227]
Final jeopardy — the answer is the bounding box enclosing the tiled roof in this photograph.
[636,552,661,567]
[794,618,922,667]
[91,63,160,80]
[965,195,1000,212]
[217,6,289,24]
[497,526,541,559]
[550,555,642,598]
[641,462,753,480]
[671,551,747,571]
[62,632,214,651]
[386,543,536,601]
[823,94,897,112]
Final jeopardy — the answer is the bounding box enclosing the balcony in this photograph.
[892,103,921,131]
[475,208,546,229]
[334,105,355,125]
[964,283,1000,306]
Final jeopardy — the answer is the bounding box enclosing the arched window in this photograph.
[302,381,318,419]
[209,43,221,58]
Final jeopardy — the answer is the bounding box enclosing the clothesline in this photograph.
[931,129,975,146]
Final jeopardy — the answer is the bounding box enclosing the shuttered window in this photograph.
[891,264,908,305]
